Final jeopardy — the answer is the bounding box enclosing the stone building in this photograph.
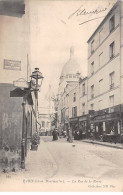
[87,1,123,140]
[57,47,82,133]
[0,0,37,171]
[78,77,88,135]
[57,1,123,143]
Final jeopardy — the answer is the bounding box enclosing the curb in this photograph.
[82,140,123,150]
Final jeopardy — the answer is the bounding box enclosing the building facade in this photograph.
[87,1,123,140]
[0,0,38,171]
[57,47,82,133]
[57,1,123,143]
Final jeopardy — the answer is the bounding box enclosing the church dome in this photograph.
[60,47,81,77]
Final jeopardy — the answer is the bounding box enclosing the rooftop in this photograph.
[87,1,119,43]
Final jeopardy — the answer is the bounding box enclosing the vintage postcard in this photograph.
[0,0,123,192]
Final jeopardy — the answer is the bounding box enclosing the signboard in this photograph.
[4,59,21,70]
[69,117,78,122]
[79,116,87,122]
[92,112,119,123]
[13,78,29,88]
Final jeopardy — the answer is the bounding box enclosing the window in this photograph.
[91,40,94,54]
[99,28,103,44]
[109,71,115,89]
[91,85,94,99]
[73,92,76,102]
[99,52,103,67]
[109,95,114,112]
[91,61,94,75]
[99,79,103,94]
[82,83,85,96]
[72,106,77,117]
[42,121,45,128]
[90,103,94,110]
[109,41,115,59]
[82,103,85,115]
[109,15,115,33]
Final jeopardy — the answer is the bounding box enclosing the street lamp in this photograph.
[30,68,44,132]
[30,68,44,91]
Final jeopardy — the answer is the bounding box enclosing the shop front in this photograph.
[69,117,79,136]
[78,115,88,139]
[90,111,121,142]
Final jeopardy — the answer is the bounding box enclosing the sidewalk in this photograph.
[81,139,123,150]
[23,139,58,179]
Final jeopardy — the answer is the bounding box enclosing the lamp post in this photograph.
[30,68,44,133]
[21,68,44,169]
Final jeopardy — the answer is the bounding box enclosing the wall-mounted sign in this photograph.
[4,59,21,70]
[13,78,29,88]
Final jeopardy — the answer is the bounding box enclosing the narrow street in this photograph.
[0,136,123,191]
[39,136,123,180]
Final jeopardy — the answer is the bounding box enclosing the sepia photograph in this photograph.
[0,0,123,192]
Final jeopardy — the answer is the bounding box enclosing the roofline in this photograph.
[87,1,120,43]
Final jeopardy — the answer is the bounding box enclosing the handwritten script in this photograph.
[68,5,108,20]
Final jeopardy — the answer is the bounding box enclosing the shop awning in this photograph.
[10,87,33,105]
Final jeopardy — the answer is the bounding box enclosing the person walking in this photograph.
[52,128,58,141]
[67,127,73,143]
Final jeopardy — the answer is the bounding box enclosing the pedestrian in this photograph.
[64,130,67,138]
[52,128,58,141]
[67,127,73,143]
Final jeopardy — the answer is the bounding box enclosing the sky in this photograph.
[29,0,116,106]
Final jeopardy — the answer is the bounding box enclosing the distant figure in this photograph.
[63,130,67,138]
[67,127,73,143]
[46,130,48,136]
[52,128,58,141]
